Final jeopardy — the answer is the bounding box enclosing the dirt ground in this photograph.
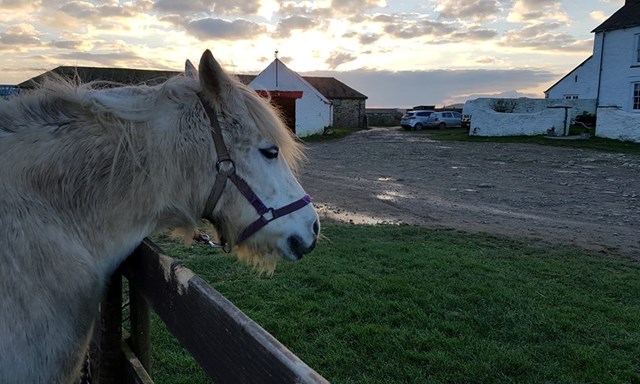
[299,127,640,257]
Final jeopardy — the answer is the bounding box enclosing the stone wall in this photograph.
[464,98,597,137]
[365,108,403,127]
[469,108,566,137]
[596,107,640,142]
[333,98,366,129]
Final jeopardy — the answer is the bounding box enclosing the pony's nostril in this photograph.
[287,235,316,260]
[313,220,320,236]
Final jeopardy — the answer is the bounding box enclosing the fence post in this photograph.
[95,271,123,384]
[128,284,151,373]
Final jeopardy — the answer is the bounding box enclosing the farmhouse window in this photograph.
[633,83,640,110]
[636,34,640,64]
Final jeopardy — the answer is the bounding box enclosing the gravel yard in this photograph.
[300,127,640,257]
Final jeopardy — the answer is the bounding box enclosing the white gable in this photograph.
[545,56,598,100]
[249,59,331,137]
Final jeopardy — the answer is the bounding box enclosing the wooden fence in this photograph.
[89,239,329,384]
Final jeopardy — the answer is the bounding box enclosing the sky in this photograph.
[0,0,626,107]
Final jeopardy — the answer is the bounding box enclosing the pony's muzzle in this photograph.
[286,219,320,260]
[287,235,317,260]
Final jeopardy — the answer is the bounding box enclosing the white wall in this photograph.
[596,107,640,142]
[250,60,331,137]
[464,98,597,137]
[468,107,566,137]
[546,56,599,99]
[598,27,640,112]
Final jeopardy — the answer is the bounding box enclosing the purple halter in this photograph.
[197,92,311,247]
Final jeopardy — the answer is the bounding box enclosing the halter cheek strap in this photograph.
[197,92,311,247]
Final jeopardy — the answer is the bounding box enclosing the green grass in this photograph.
[147,225,640,383]
[404,127,640,155]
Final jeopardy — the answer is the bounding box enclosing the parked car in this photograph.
[400,110,435,130]
[426,111,463,129]
[401,110,463,130]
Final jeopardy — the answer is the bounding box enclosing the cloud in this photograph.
[369,13,496,43]
[382,16,457,39]
[434,0,503,22]
[0,24,42,49]
[153,0,260,15]
[589,11,607,22]
[445,27,498,42]
[276,0,384,19]
[50,39,86,50]
[0,0,41,10]
[304,67,558,107]
[358,33,382,45]
[325,51,357,69]
[501,22,591,52]
[56,0,151,21]
[274,16,319,38]
[55,51,143,65]
[185,18,267,40]
[276,1,333,18]
[342,31,383,44]
[330,0,386,15]
[507,0,569,23]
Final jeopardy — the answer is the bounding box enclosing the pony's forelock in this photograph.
[244,87,306,173]
[215,79,306,174]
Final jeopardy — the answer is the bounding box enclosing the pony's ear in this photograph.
[198,49,232,98]
[185,59,198,79]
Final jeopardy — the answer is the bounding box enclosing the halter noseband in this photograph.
[197,92,311,248]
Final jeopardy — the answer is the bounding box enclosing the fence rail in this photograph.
[91,239,329,384]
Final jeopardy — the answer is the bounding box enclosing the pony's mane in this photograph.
[0,73,186,135]
[1,71,304,173]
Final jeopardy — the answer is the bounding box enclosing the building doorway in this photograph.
[256,90,303,135]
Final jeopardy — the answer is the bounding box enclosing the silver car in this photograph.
[400,110,435,130]
[425,111,463,129]
[401,110,462,130]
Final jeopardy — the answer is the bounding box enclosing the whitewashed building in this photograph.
[544,56,598,100]
[545,0,640,142]
[247,59,332,137]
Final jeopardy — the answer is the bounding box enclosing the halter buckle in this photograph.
[262,208,276,222]
[216,158,235,176]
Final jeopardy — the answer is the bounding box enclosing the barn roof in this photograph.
[236,73,367,100]
[592,0,640,33]
[302,76,367,100]
[19,66,367,100]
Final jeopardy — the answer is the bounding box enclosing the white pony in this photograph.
[0,50,319,383]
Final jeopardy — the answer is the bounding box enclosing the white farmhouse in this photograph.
[545,0,640,142]
[544,56,598,100]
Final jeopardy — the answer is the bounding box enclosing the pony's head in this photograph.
[191,50,319,270]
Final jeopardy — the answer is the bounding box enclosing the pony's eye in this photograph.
[259,146,279,160]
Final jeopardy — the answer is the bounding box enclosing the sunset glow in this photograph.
[0,0,625,107]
